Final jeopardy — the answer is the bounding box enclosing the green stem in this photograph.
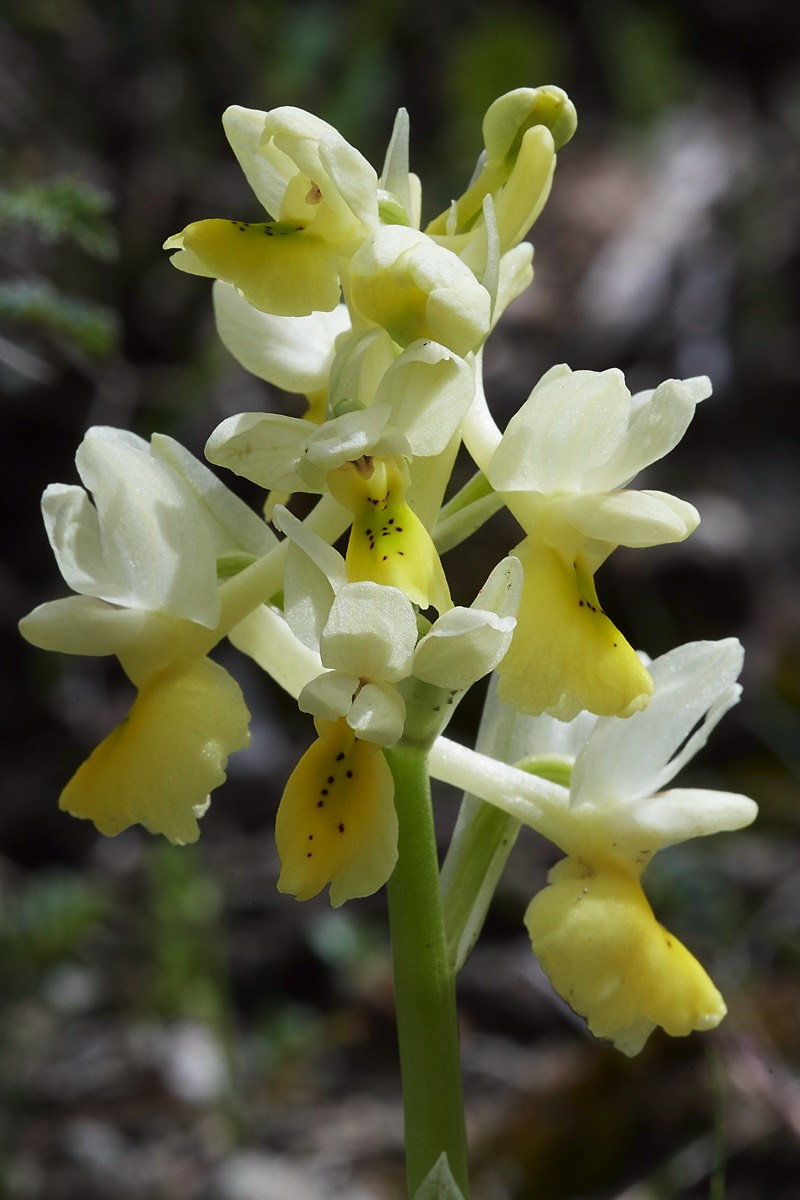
[385,743,470,1199]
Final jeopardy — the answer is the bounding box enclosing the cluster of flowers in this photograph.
[20,88,756,1056]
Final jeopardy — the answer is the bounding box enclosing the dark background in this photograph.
[2,1,799,1197]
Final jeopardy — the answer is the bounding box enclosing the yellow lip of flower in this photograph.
[326,455,452,613]
[60,656,251,846]
[496,534,652,721]
[525,853,727,1056]
[276,717,398,906]
[164,218,342,317]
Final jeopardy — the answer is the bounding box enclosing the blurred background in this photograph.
[2,0,799,1197]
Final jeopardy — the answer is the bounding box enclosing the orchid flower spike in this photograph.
[486,365,710,720]
[18,429,274,844]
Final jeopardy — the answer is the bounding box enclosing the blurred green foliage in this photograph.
[0,279,118,358]
[0,179,117,260]
[0,871,107,993]
[0,176,119,368]
[143,842,229,1025]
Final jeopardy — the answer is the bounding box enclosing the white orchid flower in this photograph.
[165,104,378,316]
[431,639,756,1055]
[485,364,710,720]
[18,428,274,844]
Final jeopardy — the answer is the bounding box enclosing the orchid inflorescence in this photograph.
[21,85,756,1071]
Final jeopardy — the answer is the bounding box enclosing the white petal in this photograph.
[379,107,413,221]
[470,555,523,620]
[320,582,418,681]
[472,672,598,764]
[413,607,515,690]
[299,670,360,720]
[265,106,378,233]
[374,340,475,456]
[272,505,348,590]
[283,538,336,651]
[560,489,700,548]
[205,412,313,493]
[493,243,534,326]
[42,483,111,599]
[303,404,396,471]
[222,105,285,216]
[625,786,757,845]
[348,680,406,744]
[317,130,380,233]
[19,595,168,658]
[152,433,275,557]
[213,281,350,393]
[584,375,711,492]
[74,428,221,626]
[571,639,745,807]
[327,326,396,412]
[487,367,631,493]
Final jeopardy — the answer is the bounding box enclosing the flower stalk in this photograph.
[385,742,469,1199]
